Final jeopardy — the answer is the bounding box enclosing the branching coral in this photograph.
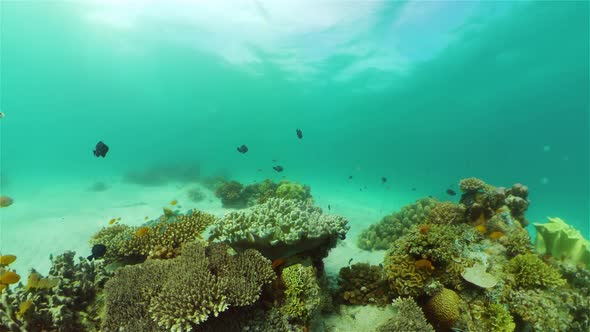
[337,263,390,306]
[90,209,214,262]
[0,251,112,332]
[215,180,246,207]
[504,254,566,289]
[280,264,323,324]
[376,297,435,332]
[102,242,275,332]
[357,198,438,251]
[459,177,487,193]
[506,288,572,331]
[210,198,349,260]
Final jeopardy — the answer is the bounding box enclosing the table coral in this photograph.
[357,198,438,251]
[102,242,275,332]
[210,198,349,260]
[534,216,590,267]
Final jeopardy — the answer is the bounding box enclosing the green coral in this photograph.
[357,198,438,251]
[506,289,572,331]
[504,254,566,289]
[534,217,590,267]
[275,181,312,202]
[280,264,322,324]
[337,263,390,306]
[376,297,435,332]
[210,198,349,260]
[488,303,516,332]
[102,242,275,331]
[426,201,466,224]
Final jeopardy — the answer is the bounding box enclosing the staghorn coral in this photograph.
[215,180,246,207]
[357,198,438,251]
[424,288,461,331]
[376,297,435,332]
[426,201,466,225]
[280,263,323,324]
[210,198,349,260]
[90,209,214,262]
[337,263,390,306]
[504,254,566,289]
[0,251,112,332]
[102,241,275,332]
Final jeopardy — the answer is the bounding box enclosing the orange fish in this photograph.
[0,271,21,284]
[415,259,435,271]
[272,257,287,270]
[489,231,504,240]
[0,255,17,266]
[475,225,487,234]
[108,218,117,225]
[419,224,430,235]
[0,196,13,208]
[170,200,178,206]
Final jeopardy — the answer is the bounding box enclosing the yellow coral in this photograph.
[425,288,461,330]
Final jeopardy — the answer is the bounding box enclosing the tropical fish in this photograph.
[237,144,248,154]
[93,141,109,158]
[170,200,177,206]
[136,226,149,238]
[117,217,121,221]
[381,177,387,183]
[87,244,107,261]
[296,128,303,139]
[348,175,353,180]
[0,196,13,208]
[328,204,331,211]
[0,271,20,284]
[0,255,16,266]
[109,218,117,225]
[446,189,457,196]
[144,216,149,220]
[273,165,284,172]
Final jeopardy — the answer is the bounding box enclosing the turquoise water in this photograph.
[1,0,588,255]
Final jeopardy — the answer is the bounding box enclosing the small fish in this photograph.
[446,189,457,196]
[379,263,383,269]
[87,244,107,261]
[0,112,4,118]
[237,144,248,154]
[296,128,303,139]
[381,177,387,183]
[93,141,109,158]
[328,204,331,211]
[257,168,262,172]
[144,216,149,220]
[273,165,284,172]
[411,187,416,191]
[348,258,353,265]
[170,200,177,206]
[108,218,117,225]
[348,175,353,180]
[117,217,121,221]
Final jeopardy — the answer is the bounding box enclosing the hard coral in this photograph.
[275,181,312,203]
[280,263,323,325]
[459,177,487,193]
[215,180,246,208]
[384,254,430,297]
[506,288,572,331]
[376,297,435,332]
[102,242,275,332]
[427,201,466,225]
[357,198,438,251]
[424,288,461,331]
[504,254,566,289]
[534,216,590,267]
[337,263,390,306]
[210,198,349,260]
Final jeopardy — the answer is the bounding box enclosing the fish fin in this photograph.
[87,255,94,261]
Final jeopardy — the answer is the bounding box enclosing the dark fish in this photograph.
[411,187,417,191]
[296,128,303,139]
[348,258,353,265]
[381,177,387,183]
[93,141,109,158]
[348,175,353,180]
[87,244,107,261]
[257,168,262,172]
[446,189,457,196]
[328,204,331,211]
[273,165,284,172]
[237,144,248,154]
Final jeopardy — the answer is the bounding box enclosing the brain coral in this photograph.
[210,198,349,260]
[102,241,275,332]
[357,198,438,251]
[424,288,461,331]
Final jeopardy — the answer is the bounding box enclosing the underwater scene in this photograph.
[0,1,589,331]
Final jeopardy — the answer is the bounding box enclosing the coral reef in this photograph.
[90,209,214,262]
[534,216,590,267]
[357,198,438,251]
[506,289,572,331]
[376,297,435,332]
[210,198,349,260]
[215,180,246,207]
[337,263,390,306]
[102,241,275,331]
[279,263,323,325]
[213,179,314,208]
[459,177,488,193]
[504,253,566,289]
[426,201,466,225]
[0,251,112,332]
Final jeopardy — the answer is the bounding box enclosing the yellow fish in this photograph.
[170,200,178,206]
[109,218,117,225]
[144,216,149,220]
[0,255,17,266]
[0,271,21,284]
